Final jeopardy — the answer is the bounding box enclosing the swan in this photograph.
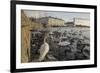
[38,34,49,61]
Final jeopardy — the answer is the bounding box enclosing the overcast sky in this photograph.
[23,10,90,22]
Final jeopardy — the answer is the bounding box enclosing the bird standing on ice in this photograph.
[38,34,49,61]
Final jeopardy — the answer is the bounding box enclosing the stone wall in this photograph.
[21,10,43,63]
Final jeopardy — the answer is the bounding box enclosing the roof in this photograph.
[74,18,90,20]
[38,16,64,21]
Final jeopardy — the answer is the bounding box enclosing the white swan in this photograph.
[38,34,49,61]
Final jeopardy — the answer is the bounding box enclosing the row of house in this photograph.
[30,16,90,27]
[37,16,65,27]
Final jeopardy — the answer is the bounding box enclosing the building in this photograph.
[37,16,65,27]
[65,22,74,27]
[65,18,90,27]
[73,18,90,27]
[21,10,44,63]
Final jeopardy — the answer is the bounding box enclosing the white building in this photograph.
[73,18,90,27]
[65,18,90,27]
[37,16,65,27]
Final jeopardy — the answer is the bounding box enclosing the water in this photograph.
[49,27,90,38]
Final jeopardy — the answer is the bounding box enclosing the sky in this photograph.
[23,10,90,22]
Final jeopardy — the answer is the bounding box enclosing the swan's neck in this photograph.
[43,37,47,43]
